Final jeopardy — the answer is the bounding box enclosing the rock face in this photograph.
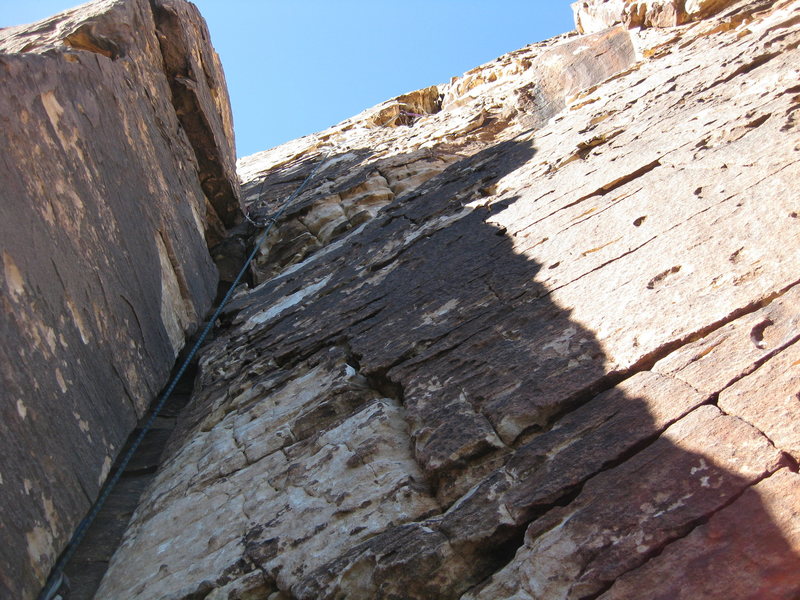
[0,1,240,598]
[90,0,800,598]
[571,0,742,32]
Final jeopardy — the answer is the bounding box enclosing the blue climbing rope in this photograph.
[38,150,330,600]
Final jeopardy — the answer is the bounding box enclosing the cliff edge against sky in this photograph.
[1,0,799,599]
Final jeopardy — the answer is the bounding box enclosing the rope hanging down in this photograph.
[39,149,332,600]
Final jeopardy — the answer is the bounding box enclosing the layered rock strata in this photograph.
[99,0,800,599]
[0,1,240,598]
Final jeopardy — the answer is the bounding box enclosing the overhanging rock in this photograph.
[0,1,241,598]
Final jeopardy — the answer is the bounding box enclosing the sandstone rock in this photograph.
[0,0,240,239]
[151,0,240,233]
[599,468,800,600]
[95,1,800,599]
[684,0,741,19]
[717,341,800,461]
[572,0,683,32]
[465,406,783,600]
[571,0,745,33]
[238,26,635,285]
[294,370,707,599]
[95,348,440,600]
[653,285,800,394]
[0,1,239,598]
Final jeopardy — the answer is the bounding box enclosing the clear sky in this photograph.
[1,1,576,158]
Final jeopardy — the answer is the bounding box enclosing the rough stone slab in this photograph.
[599,468,800,600]
[0,0,240,235]
[292,370,706,599]
[0,1,240,598]
[228,5,800,502]
[654,284,800,394]
[240,26,635,286]
[466,406,783,600]
[718,340,800,460]
[150,0,241,233]
[95,348,439,599]
[571,0,745,33]
[95,1,800,599]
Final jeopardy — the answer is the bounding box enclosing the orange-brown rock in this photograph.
[12,0,797,599]
[466,406,783,599]
[93,0,800,598]
[0,1,239,598]
[717,341,800,462]
[571,0,745,33]
[600,469,800,600]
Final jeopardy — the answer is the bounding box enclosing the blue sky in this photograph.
[1,1,576,157]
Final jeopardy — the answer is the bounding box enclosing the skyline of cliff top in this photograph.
[0,0,575,157]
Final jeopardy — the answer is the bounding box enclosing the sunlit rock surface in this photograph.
[571,0,743,32]
[0,1,240,598]
[95,0,800,598]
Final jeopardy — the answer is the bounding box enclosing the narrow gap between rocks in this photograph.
[57,340,201,599]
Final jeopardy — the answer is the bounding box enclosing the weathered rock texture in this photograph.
[0,1,240,598]
[97,0,800,599]
[572,0,743,32]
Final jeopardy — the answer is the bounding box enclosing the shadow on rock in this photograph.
[233,137,800,600]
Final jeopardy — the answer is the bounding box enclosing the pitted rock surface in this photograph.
[92,0,800,598]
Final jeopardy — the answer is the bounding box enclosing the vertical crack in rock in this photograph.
[150,0,241,238]
[41,1,800,599]
[0,0,244,597]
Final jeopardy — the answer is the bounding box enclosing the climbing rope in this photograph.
[38,148,332,600]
